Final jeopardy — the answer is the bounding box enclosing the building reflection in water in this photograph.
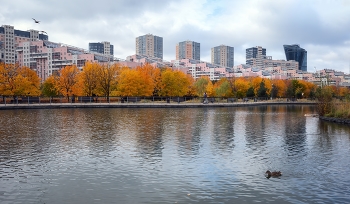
[210,108,236,155]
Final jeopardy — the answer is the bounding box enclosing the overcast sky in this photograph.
[2,0,350,73]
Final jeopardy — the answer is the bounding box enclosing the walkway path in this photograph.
[0,101,316,110]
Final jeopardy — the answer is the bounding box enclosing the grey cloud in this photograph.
[2,0,350,73]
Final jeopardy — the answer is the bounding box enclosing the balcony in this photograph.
[51,60,73,66]
[30,53,48,59]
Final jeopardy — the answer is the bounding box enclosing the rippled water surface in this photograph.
[1,105,350,203]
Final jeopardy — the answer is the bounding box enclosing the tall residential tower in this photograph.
[211,45,234,68]
[283,44,307,71]
[176,41,200,60]
[246,46,266,68]
[135,34,163,59]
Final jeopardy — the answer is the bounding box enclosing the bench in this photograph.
[10,99,23,104]
[209,98,215,103]
[227,98,236,103]
[78,96,94,103]
[172,97,185,103]
[121,97,141,103]
[22,97,40,103]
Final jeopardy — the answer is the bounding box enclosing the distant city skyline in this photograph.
[2,24,349,87]
[1,0,350,73]
[0,24,336,75]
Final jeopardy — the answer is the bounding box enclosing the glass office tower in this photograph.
[283,44,307,71]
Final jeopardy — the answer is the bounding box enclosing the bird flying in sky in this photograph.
[32,18,40,23]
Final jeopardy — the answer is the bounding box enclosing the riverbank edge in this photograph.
[319,116,350,125]
[0,101,315,110]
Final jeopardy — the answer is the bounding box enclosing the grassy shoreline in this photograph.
[326,101,350,119]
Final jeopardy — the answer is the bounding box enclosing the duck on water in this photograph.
[265,170,282,179]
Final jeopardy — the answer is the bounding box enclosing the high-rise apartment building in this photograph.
[283,44,307,71]
[135,34,163,59]
[176,41,200,60]
[0,25,48,64]
[89,41,114,57]
[246,46,266,68]
[211,45,234,68]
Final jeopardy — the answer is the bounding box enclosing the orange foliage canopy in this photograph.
[234,77,250,98]
[0,63,40,97]
[160,68,190,97]
[117,67,154,96]
[136,63,162,96]
[78,62,101,96]
[271,79,287,98]
[55,65,80,98]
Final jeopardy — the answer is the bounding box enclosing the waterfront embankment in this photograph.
[0,101,316,110]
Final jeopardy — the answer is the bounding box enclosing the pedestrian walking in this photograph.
[203,92,208,104]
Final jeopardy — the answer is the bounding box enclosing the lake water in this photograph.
[0,105,350,204]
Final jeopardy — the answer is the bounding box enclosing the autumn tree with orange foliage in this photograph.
[160,68,190,97]
[117,67,154,96]
[299,80,316,98]
[251,77,262,97]
[329,85,338,97]
[55,65,80,100]
[14,66,41,96]
[234,77,250,98]
[271,79,287,98]
[263,79,272,96]
[338,87,350,98]
[186,74,197,96]
[206,80,214,97]
[136,63,162,96]
[0,63,21,97]
[78,62,101,96]
[0,63,40,98]
[97,63,120,100]
[328,85,350,99]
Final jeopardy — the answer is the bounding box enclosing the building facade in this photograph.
[0,25,48,64]
[263,59,299,70]
[135,34,163,59]
[89,41,114,57]
[246,46,266,68]
[283,44,307,72]
[176,41,200,60]
[17,40,112,82]
[211,45,234,68]
[172,59,233,80]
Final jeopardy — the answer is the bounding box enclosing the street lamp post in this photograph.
[271,84,274,100]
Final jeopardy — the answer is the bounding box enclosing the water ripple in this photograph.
[0,106,350,203]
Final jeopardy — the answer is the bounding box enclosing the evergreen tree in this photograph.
[246,87,255,97]
[257,81,268,97]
